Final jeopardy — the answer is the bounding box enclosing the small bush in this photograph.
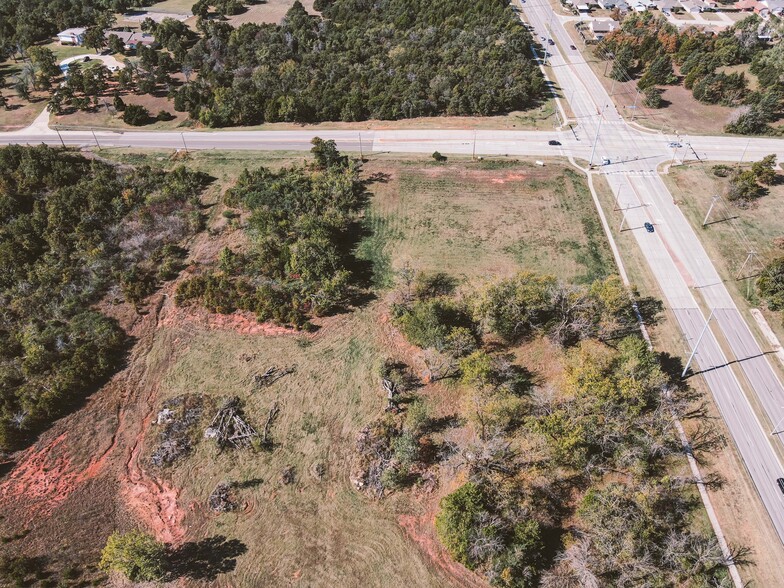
[122,104,150,126]
[432,151,447,162]
[157,109,174,121]
[99,530,166,582]
[712,164,732,177]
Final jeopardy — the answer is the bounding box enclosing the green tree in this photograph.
[642,86,663,108]
[637,55,676,90]
[84,25,107,53]
[751,154,777,186]
[610,46,633,82]
[435,482,489,568]
[310,137,348,169]
[473,271,558,342]
[99,530,166,582]
[758,257,784,310]
[107,33,125,54]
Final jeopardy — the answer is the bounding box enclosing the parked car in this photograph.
[778,478,784,494]
[548,140,561,146]
[644,222,655,233]
[548,39,555,45]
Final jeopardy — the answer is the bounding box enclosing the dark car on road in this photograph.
[570,44,577,50]
[644,222,655,233]
[778,478,784,494]
[548,140,561,146]
[548,39,555,45]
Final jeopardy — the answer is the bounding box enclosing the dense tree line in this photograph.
[175,139,367,326]
[381,268,734,586]
[0,145,207,450]
[172,0,544,125]
[597,13,782,134]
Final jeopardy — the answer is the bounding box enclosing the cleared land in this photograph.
[134,156,617,587]
[228,0,318,25]
[0,152,615,586]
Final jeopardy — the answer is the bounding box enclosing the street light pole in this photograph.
[682,309,715,379]
[588,104,606,169]
[180,132,188,153]
[92,129,101,149]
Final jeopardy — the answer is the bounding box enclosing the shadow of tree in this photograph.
[166,536,248,581]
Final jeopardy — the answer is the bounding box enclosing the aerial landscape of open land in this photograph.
[0,0,784,585]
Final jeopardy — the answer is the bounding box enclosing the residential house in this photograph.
[759,0,784,15]
[733,0,762,11]
[598,0,617,8]
[679,0,703,12]
[656,0,680,13]
[577,3,592,13]
[105,30,157,51]
[57,27,86,45]
[590,18,620,38]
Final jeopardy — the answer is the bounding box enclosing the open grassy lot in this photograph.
[358,158,614,287]
[80,153,615,587]
[228,0,319,25]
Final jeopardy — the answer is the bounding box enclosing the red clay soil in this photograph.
[158,299,295,337]
[398,513,487,588]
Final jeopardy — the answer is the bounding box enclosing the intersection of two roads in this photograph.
[2,0,784,566]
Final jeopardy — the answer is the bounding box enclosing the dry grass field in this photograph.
[0,151,618,587]
[136,156,615,587]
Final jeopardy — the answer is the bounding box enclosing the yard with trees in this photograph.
[597,13,783,135]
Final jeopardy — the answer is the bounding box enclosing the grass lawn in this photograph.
[357,158,614,287]
[141,0,194,14]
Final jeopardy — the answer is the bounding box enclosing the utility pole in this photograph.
[92,129,101,149]
[739,137,751,167]
[588,104,606,169]
[472,130,477,161]
[702,195,720,227]
[736,250,758,280]
[682,309,715,379]
[55,127,66,148]
[358,132,364,161]
[619,205,629,231]
[630,88,640,121]
[180,132,188,154]
[770,406,784,435]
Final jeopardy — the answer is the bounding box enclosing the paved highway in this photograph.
[520,0,784,548]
